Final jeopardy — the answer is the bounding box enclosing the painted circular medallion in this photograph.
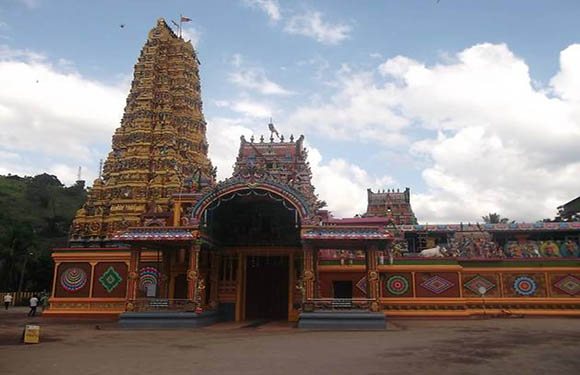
[60,267,88,292]
[386,275,410,295]
[513,276,537,296]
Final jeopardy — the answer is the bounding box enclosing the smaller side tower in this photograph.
[364,187,417,225]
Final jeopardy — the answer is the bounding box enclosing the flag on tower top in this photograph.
[181,16,192,22]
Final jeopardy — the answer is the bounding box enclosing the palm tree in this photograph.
[482,213,509,224]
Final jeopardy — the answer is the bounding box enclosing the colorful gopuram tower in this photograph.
[364,188,417,225]
[69,18,214,246]
[232,131,321,210]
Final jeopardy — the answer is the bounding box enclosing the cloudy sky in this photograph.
[1,0,579,223]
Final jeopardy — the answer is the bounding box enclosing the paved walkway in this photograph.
[1,308,579,374]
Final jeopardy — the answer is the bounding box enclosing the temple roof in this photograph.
[324,217,392,226]
[302,227,393,241]
[398,222,580,232]
[112,227,197,241]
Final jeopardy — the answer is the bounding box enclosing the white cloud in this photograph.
[0,21,9,40]
[286,43,580,223]
[231,53,243,67]
[550,44,580,102]
[181,27,201,47]
[288,69,410,144]
[212,97,274,118]
[242,0,281,22]
[296,55,329,80]
[0,45,44,61]
[0,46,127,185]
[284,11,351,45]
[228,54,293,95]
[380,43,580,223]
[231,100,273,118]
[17,0,40,8]
[308,146,394,218]
[206,117,254,180]
[214,100,230,107]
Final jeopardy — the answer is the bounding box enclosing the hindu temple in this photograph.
[47,19,580,325]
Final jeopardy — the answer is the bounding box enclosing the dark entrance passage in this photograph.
[173,274,187,299]
[245,256,289,320]
[333,281,353,299]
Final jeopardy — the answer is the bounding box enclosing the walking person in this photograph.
[3,293,13,310]
[28,295,39,317]
[40,292,49,312]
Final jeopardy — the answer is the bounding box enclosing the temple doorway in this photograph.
[333,280,353,299]
[173,274,187,299]
[245,255,289,320]
[201,187,303,321]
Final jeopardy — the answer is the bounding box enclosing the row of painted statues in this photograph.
[411,238,580,258]
[319,238,580,261]
[447,238,578,258]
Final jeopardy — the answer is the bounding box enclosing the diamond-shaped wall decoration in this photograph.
[554,275,580,296]
[99,266,123,293]
[420,275,454,294]
[464,275,496,295]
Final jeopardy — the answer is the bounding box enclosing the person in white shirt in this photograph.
[3,294,13,310]
[28,295,39,317]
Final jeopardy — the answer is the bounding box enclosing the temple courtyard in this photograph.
[0,308,578,374]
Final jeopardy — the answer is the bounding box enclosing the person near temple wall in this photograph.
[4,293,13,310]
[27,295,39,317]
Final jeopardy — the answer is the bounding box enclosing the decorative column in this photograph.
[173,201,182,226]
[162,250,171,298]
[186,243,201,304]
[303,244,316,303]
[366,244,380,312]
[126,248,140,311]
[209,252,220,308]
[50,262,60,299]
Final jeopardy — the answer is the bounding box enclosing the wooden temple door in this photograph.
[245,255,289,320]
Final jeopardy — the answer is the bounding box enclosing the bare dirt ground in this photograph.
[1,307,580,375]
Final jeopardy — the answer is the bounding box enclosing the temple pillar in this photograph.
[209,252,220,308]
[173,201,181,226]
[303,244,316,301]
[50,262,60,299]
[366,244,380,312]
[126,248,140,311]
[187,244,200,303]
[162,250,171,298]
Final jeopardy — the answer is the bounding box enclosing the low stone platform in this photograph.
[119,310,222,329]
[298,311,387,330]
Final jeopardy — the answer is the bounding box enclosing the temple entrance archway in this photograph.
[201,187,303,246]
[199,187,302,321]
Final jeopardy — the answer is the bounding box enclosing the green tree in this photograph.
[481,213,509,224]
[0,174,87,292]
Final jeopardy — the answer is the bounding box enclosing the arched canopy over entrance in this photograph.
[199,187,303,246]
[190,181,310,320]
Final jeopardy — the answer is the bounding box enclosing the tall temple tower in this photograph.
[70,19,214,246]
